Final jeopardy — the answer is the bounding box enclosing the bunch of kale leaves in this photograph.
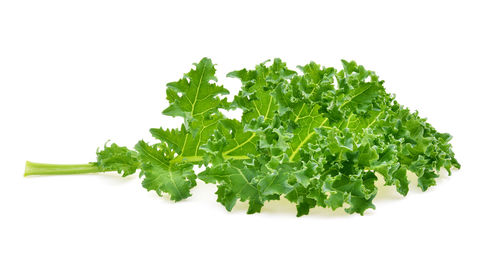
[96,58,460,216]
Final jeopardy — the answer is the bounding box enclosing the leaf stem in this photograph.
[24,161,102,177]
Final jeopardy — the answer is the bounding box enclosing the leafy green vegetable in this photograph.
[24,57,460,216]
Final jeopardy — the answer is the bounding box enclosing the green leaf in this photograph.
[288,104,329,162]
[233,88,277,126]
[323,171,377,215]
[150,115,222,164]
[135,140,196,201]
[257,158,293,196]
[199,161,263,214]
[150,58,234,166]
[162,57,229,123]
[77,57,462,216]
[285,184,317,217]
[96,143,139,177]
[418,170,439,191]
[325,191,345,211]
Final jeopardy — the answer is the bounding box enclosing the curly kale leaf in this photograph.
[90,57,460,216]
[96,143,139,177]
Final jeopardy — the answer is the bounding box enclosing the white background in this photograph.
[1,0,499,266]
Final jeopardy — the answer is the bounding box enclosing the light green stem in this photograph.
[24,161,102,177]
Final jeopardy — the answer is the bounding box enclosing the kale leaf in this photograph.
[25,58,460,216]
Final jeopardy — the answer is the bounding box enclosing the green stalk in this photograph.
[24,161,102,177]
